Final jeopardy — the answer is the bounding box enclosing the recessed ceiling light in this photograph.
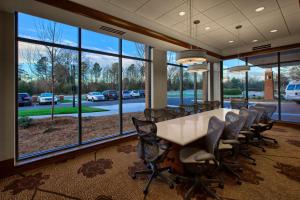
[270,29,278,33]
[255,7,265,12]
[252,39,258,43]
[205,26,211,30]
[228,40,234,43]
[179,11,186,16]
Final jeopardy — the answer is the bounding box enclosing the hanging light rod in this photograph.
[176,0,207,65]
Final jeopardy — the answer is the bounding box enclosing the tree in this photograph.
[92,62,102,83]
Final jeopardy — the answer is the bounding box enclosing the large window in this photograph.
[222,49,300,123]
[167,65,181,106]
[16,13,151,160]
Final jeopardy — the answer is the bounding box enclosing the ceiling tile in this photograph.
[281,2,300,17]
[155,4,199,26]
[285,13,300,34]
[232,0,279,19]
[216,12,247,27]
[192,0,226,12]
[203,1,239,20]
[277,0,298,7]
[109,0,146,12]
[135,0,184,20]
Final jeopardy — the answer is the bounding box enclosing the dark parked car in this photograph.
[18,93,32,106]
[102,90,118,100]
[139,90,145,97]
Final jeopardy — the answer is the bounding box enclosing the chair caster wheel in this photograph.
[218,183,224,189]
[168,168,173,173]
[169,184,174,189]
[252,162,256,166]
[131,174,136,179]
[274,141,278,144]
[143,190,148,195]
[237,180,242,185]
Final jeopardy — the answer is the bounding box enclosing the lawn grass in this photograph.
[19,106,108,117]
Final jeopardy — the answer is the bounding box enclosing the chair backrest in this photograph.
[165,106,186,118]
[144,108,173,122]
[249,106,265,124]
[132,117,159,162]
[205,116,225,155]
[231,98,248,109]
[223,112,246,140]
[239,108,257,130]
[254,104,276,121]
[180,104,198,115]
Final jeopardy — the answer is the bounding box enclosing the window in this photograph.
[122,40,145,58]
[167,65,181,106]
[82,29,119,53]
[183,68,195,104]
[16,13,151,160]
[223,59,246,108]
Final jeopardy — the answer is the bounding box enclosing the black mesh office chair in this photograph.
[131,117,175,196]
[218,112,246,184]
[254,104,278,144]
[230,98,248,109]
[249,106,267,152]
[179,116,225,200]
[179,104,198,115]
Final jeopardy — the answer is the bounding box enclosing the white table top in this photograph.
[156,108,239,146]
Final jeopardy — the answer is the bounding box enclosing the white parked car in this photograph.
[38,93,58,105]
[130,90,140,98]
[86,92,105,102]
[285,81,300,103]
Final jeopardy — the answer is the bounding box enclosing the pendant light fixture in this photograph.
[229,25,250,73]
[176,0,207,65]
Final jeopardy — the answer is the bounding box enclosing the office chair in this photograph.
[249,106,267,152]
[218,112,246,184]
[179,116,225,200]
[230,98,248,109]
[165,106,186,118]
[253,104,278,144]
[131,117,175,196]
[179,104,198,115]
[143,108,173,122]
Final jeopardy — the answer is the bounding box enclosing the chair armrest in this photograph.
[240,130,253,135]
[159,143,171,150]
[222,139,240,144]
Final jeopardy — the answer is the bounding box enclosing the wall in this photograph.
[0,11,15,162]
[151,49,167,108]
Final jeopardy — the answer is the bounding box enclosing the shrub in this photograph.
[224,88,242,96]
[18,117,32,128]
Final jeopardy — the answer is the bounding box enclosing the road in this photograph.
[18,97,300,122]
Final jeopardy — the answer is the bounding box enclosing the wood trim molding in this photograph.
[224,43,300,59]
[0,134,137,179]
[34,0,223,59]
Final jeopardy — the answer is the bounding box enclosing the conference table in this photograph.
[156,108,239,173]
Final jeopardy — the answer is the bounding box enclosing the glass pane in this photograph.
[81,52,119,142]
[18,13,78,47]
[18,42,79,157]
[167,51,177,64]
[183,68,195,104]
[82,29,119,53]
[122,59,148,132]
[122,39,145,58]
[167,65,181,106]
[196,73,203,102]
[248,53,279,120]
[223,59,246,108]
[280,48,300,123]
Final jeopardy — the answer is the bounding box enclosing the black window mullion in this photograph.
[78,28,82,145]
[245,57,249,104]
[277,52,281,121]
[180,65,184,105]
[119,38,123,135]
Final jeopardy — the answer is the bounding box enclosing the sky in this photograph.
[18,12,145,73]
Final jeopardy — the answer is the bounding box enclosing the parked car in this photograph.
[38,93,58,105]
[130,90,140,98]
[102,90,118,100]
[285,81,300,103]
[139,90,145,97]
[18,93,32,106]
[86,92,105,102]
[122,90,131,99]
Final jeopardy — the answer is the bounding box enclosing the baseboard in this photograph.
[0,133,137,179]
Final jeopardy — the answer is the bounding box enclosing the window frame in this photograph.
[15,12,152,161]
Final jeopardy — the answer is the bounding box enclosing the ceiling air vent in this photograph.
[99,25,126,36]
[252,44,271,51]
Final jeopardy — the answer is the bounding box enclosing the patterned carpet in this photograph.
[1,125,300,200]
